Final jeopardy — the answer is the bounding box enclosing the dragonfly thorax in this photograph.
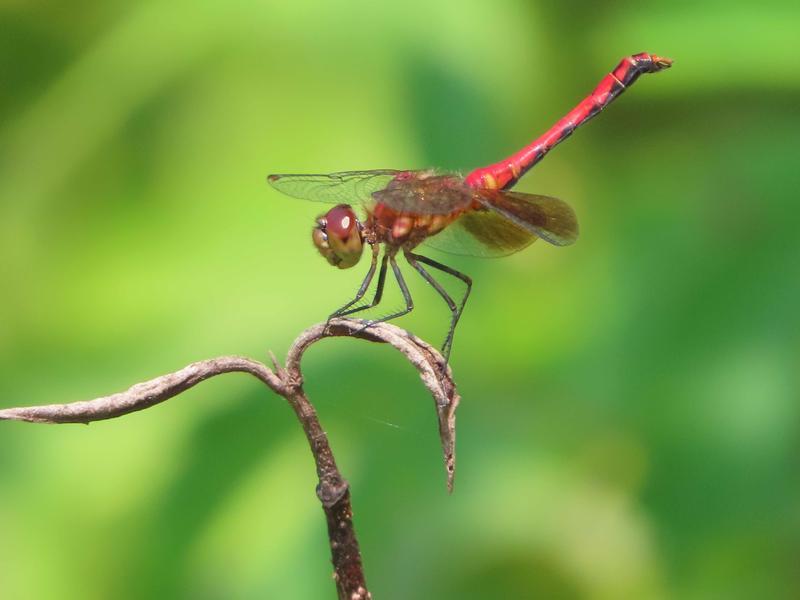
[312,204,364,269]
[367,202,462,249]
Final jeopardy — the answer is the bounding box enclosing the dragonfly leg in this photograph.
[355,254,414,333]
[405,251,472,361]
[331,250,389,319]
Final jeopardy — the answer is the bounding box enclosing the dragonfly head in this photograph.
[312,204,364,269]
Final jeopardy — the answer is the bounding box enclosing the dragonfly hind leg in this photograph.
[405,251,472,361]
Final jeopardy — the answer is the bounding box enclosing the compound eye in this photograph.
[325,205,358,241]
[311,205,363,269]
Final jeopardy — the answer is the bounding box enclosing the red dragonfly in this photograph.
[268,53,672,360]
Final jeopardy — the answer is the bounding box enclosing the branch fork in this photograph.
[0,318,461,599]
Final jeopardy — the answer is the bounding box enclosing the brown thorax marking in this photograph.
[365,206,463,250]
[362,170,472,249]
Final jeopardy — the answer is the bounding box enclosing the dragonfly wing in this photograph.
[477,190,579,246]
[371,173,474,215]
[423,208,537,257]
[267,170,402,205]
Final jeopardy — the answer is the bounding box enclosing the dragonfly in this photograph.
[268,52,672,360]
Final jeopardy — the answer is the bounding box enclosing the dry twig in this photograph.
[0,318,460,600]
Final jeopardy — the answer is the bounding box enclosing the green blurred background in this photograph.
[1,1,798,598]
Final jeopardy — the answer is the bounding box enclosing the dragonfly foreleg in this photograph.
[332,250,389,319]
[405,251,472,361]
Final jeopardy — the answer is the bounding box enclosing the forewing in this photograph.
[371,174,474,215]
[424,208,537,257]
[267,170,401,205]
[477,190,579,246]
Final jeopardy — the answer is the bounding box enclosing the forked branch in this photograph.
[0,318,460,600]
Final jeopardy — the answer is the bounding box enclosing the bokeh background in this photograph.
[1,1,798,598]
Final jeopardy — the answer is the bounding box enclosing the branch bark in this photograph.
[0,318,460,599]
